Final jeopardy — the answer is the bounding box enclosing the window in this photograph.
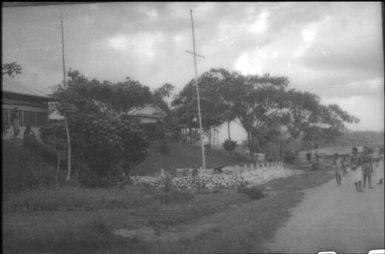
[23,110,36,126]
[36,112,48,126]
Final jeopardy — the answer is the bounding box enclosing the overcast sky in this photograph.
[2,2,384,132]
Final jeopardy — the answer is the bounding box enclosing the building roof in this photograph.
[2,78,50,99]
[127,104,166,120]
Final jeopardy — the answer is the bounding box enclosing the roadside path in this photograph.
[264,174,384,253]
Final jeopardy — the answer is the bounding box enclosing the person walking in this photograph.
[350,147,363,192]
[361,146,374,189]
[334,153,345,186]
[374,148,384,185]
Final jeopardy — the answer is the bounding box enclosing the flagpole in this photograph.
[60,11,71,181]
[60,11,66,85]
[190,10,206,172]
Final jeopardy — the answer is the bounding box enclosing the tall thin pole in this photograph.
[60,11,66,85]
[190,10,206,171]
[60,11,71,181]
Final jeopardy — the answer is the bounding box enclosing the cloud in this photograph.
[106,32,164,58]
[108,34,129,51]
[2,2,383,131]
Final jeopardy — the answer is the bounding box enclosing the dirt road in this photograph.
[264,174,384,253]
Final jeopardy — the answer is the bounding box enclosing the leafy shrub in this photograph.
[78,165,114,189]
[237,184,265,200]
[223,139,237,153]
[159,137,169,154]
[23,135,58,166]
[283,150,296,164]
[3,140,57,193]
[155,189,194,204]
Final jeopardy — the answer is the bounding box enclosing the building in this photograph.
[126,104,166,124]
[2,78,50,139]
[126,104,166,137]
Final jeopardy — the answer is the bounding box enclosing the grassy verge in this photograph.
[3,185,247,253]
[151,170,334,253]
[3,169,333,254]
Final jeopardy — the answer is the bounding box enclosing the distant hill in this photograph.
[332,130,384,147]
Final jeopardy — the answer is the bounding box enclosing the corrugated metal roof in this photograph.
[127,104,166,119]
[2,78,49,98]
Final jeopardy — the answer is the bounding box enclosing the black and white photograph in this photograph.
[2,2,384,253]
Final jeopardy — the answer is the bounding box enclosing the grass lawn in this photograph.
[150,170,334,253]
[3,169,333,254]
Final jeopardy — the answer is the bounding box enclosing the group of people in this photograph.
[334,146,384,192]
[5,107,36,139]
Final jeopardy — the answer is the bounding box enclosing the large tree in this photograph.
[45,70,151,184]
[172,73,228,130]
[233,74,290,163]
[285,89,360,148]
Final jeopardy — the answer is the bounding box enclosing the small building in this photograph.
[126,104,166,124]
[2,78,50,139]
[126,104,166,137]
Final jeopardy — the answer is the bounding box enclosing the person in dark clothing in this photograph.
[361,146,374,189]
[23,125,36,139]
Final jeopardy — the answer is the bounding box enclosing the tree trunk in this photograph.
[227,120,231,140]
[64,116,72,182]
[247,131,256,165]
[208,128,212,146]
[56,151,61,184]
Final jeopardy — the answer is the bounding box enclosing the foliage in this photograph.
[285,89,359,146]
[23,135,58,166]
[159,137,169,154]
[283,150,296,164]
[2,62,22,78]
[52,70,153,114]
[223,139,237,153]
[3,140,57,193]
[153,82,174,113]
[172,69,233,130]
[237,184,265,200]
[173,69,358,159]
[47,70,151,185]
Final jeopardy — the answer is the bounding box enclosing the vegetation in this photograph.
[3,139,57,193]
[2,62,22,78]
[223,139,237,153]
[172,68,359,162]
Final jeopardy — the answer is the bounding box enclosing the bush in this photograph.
[155,189,194,204]
[223,139,237,153]
[159,137,169,155]
[283,150,296,164]
[3,140,57,193]
[23,135,58,166]
[237,184,265,200]
[78,166,114,189]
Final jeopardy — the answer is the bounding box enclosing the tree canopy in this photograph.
[172,68,359,161]
[2,62,22,78]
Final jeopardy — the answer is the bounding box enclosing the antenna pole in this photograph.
[60,11,66,85]
[190,10,206,172]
